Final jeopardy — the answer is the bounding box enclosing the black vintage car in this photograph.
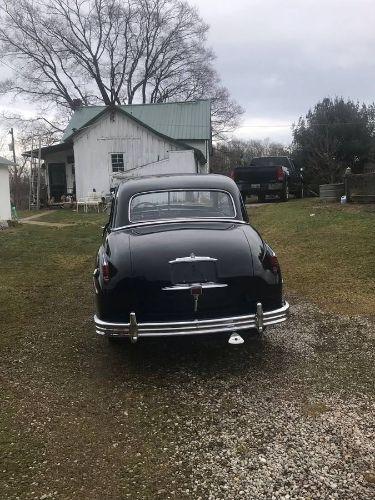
[93,174,289,343]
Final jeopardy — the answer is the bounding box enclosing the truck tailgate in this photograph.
[233,166,279,184]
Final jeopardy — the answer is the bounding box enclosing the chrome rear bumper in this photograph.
[94,302,289,342]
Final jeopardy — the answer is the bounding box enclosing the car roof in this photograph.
[114,174,244,226]
[116,174,238,197]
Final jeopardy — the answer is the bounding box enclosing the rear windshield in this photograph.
[128,190,236,223]
[250,157,287,167]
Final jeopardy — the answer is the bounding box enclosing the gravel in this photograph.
[162,298,375,500]
[2,296,374,499]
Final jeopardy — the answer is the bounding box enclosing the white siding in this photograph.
[0,165,11,221]
[184,140,207,158]
[184,140,210,173]
[73,110,197,198]
[111,150,197,187]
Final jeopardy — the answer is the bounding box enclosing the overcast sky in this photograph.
[0,0,374,146]
[192,0,375,143]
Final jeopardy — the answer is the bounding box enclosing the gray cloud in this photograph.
[194,0,375,143]
[1,0,374,146]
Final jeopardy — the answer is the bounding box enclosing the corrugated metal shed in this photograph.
[62,100,211,142]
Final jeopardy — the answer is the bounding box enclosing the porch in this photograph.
[23,142,75,205]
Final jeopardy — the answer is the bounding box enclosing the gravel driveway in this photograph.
[2,295,374,499]
[166,298,374,499]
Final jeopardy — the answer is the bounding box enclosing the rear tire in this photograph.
[280,183,289,202]
[258,194,266,203]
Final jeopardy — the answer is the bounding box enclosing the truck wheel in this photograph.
[280,183,289,202]
[258,194,266,203]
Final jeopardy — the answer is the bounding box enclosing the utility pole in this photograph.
[28,134,34,211]
[9,127,16,164]
[37,137,42,210]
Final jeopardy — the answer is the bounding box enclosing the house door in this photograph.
[48,163,67,201]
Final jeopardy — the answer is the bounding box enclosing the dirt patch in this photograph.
[20,211,75,228]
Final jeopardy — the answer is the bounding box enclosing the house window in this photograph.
[111,153,125,172]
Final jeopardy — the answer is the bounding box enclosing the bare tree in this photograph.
[0,112,63,207]
[0,111,66,145]
[0,0,243,137]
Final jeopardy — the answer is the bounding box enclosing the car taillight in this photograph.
[102,258,110,283]
[263,247,280,274]
[276,166,284,182]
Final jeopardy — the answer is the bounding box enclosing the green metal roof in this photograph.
[62,100,211,142]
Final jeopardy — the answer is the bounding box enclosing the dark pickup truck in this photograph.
[231,156,303,202]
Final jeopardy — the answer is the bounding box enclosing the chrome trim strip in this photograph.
[94,302,289,338]
[92,269,100,295]
[127,188,238,224]
[169,256,218,264]
[113,218,247,231]
[162,282,228,291]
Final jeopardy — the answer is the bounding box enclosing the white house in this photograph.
[24,100,211,201]
[0,156,14,222]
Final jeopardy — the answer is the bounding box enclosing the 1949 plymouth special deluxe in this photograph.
[93,174,289,343]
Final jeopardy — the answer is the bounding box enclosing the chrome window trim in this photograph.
[112,218,247,232]
[126,189,238,224]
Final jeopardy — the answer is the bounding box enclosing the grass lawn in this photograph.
[248,199,375,316]
[1,201,374,498]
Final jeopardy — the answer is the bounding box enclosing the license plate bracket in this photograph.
[171,260,217,284]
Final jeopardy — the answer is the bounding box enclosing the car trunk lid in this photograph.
[105,221,260,321]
